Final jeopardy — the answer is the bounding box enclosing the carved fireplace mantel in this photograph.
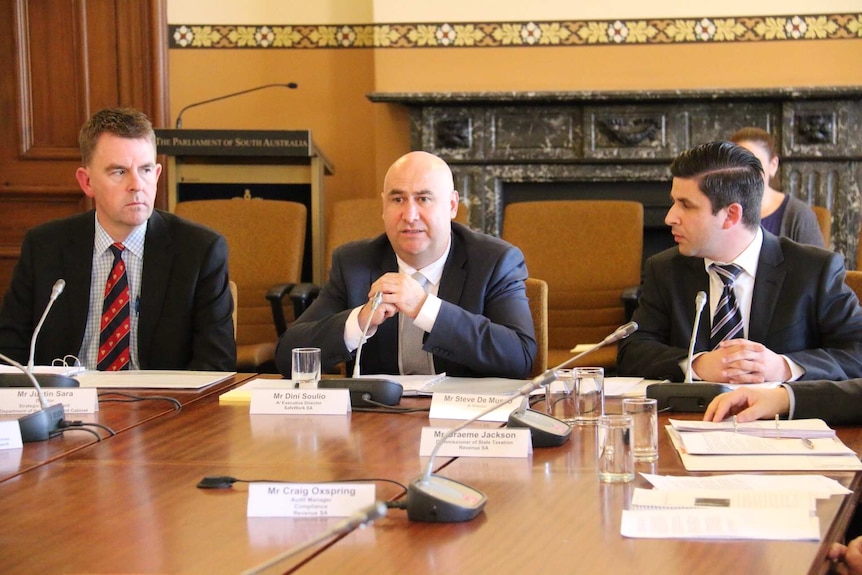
[369,87,862,268]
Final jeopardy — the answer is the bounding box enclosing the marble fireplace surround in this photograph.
[369,88,862,268]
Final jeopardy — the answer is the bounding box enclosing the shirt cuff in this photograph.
[343,306,365,352]
[782,356,805,382]
[413,293,441,333]
[780,383,797,419]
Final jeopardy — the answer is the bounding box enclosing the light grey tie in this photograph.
[399,272,435,375]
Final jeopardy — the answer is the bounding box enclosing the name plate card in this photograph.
[249,388,350,415]
[0,388,98,414]
[0,420,23,450]
[247,482,376,517]
[419,427,532,458]
[429,393,522,422]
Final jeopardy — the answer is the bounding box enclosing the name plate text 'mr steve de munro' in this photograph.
[155,129,312,157]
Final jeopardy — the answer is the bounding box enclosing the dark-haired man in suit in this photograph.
[617,141,862,384]
[0,107,235,371]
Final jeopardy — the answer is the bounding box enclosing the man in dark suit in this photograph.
[0,108,235,371]
[617,141,862,384]
[276,151,536,379]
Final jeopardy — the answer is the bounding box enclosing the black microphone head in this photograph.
[286,82,298,89]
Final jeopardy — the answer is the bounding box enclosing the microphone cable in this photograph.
[98,391,182,411]
[56,419,117,441]
[196,475,408,492]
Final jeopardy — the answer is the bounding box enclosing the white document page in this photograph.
[670,418,836,439]
[630,488,817,511]
[667,427,862,471]
[620,508,820,540]
[640,472,852,497]
[75,370,236,389]
[678,431,855,456]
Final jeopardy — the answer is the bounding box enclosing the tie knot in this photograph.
[412,272,428,289]
[109,243,125,258]
[712,263,742,285]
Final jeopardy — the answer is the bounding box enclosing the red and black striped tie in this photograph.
[98,242,131,371]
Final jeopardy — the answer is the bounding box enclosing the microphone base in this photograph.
[406,475,487,522]
[507,408,572,448]
[19,403,65,442]
[318,378,402,407]
[646,382,733,412]
[0,373,79,388]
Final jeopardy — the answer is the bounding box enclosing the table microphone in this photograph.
[406,321,639,523]
[685,291,707,383]
[1,278,78,391]
[0,352,66,442]
[240,501,387,575]
[508,321,640,447]
[174,82,298,129]
[646,291,731,411]
[318,292,402,407]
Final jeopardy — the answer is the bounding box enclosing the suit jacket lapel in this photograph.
[61,214,97,346]
[438,232,466,305]
[137,211,174,366]
[679,257,712,350]
[749,231,785,342]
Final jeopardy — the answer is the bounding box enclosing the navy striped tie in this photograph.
[710,263,744,349]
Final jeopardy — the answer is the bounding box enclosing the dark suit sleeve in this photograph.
[186,234,236,371]
[617,255,690,381]
[780,254,862,380]
[425,245,536,379]
[274,248,357,376]
[789,379,862,426]
[0,231,39,364]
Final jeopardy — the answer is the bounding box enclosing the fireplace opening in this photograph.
[502,181,676,275]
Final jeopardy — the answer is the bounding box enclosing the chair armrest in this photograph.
[266,283,296,336]
[288,282,321,320]
[621,285,641,322]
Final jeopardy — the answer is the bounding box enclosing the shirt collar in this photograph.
[94,214,147,258]
[704,227,763,278]
[396,233,452,285]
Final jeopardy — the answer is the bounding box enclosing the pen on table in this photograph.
[775,413,781,440]
[801,438,815,450]
[732,415,738,433]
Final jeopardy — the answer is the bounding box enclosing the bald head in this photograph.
[381,151,459,268]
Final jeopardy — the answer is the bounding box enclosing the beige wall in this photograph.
[167,2,862,211]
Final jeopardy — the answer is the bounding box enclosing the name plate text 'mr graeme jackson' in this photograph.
[155,129,312,157]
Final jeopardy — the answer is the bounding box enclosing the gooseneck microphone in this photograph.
[240,501,387,575]
[646,292,732,412]
[406,321,639,522]
[508,320,640,447]
[0,352,67,442]
[319,292,401,406]
[27,279,65,371]
[174,82,299,129]
[352,292,383,378]
[684,291,708,383]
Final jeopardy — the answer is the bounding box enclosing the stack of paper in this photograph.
[620,473,851,540]
[667,418,862,471]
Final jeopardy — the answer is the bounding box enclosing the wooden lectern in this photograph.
[155,129,333,284]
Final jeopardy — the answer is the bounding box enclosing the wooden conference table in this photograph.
[0,379,859,575]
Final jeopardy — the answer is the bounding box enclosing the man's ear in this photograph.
[75,167,94,198]
[723,202,744,229]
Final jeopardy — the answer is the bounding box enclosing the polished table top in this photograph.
[0,373,254,483]
[0,386,859,574]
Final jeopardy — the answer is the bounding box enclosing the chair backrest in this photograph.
[846,270,862,302]
[325,197,470,281]
[174,198,306,350]
[502,200,643,370]
[811,205,831,248]
[524,277,548,378]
